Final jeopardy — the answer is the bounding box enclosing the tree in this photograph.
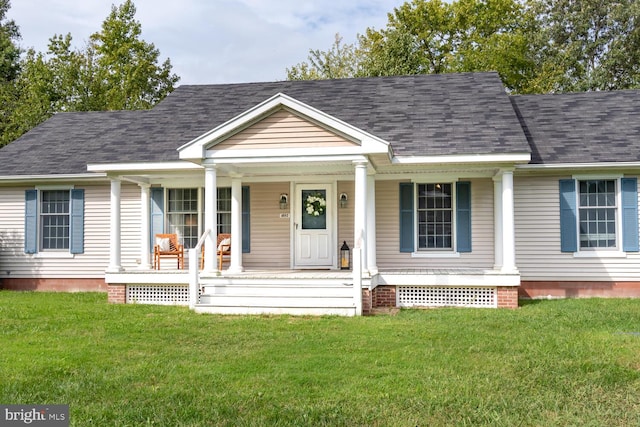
[529,0,640,92]
[358,0,538,92]
[0,0,179,146]
[0,0,20,82]
[287,34,361,80]
[88,0,178,110]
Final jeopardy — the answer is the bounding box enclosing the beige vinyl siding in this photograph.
[216,109,357,150]
[0,184,111,279]
[242,182,291,268]
[376,179,494,269]
[337,181,355,250]
[515,175,640,281]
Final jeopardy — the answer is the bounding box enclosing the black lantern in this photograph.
[340,241,351,270]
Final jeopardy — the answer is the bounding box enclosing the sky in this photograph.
[8,0,404,86]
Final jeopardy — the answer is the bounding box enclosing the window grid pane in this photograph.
[41,190,70,250]
[168,188,199,249]
[217,187,231,234]
[417,183,452,249]
[578,180,617,248]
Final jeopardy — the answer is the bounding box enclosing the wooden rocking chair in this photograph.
[153,233,184,270]
[200,233,231,271]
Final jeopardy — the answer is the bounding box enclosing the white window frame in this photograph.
[412,181,460,258]
[572,174,625,258]
[33,185,75,259]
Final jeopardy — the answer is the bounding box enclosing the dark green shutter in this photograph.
[24,190,37,254]
[150,188,164,252]
[559,179,578,252]
[70,189,85,254]
[621,177,639,252]
[399,182,414,253]
[456,181,472,253]
[242,186,250,253]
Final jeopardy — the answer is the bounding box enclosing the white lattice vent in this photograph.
[127,285,189,306]
[397,286,496,308]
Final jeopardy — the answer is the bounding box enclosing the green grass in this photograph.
[1,292,639,426]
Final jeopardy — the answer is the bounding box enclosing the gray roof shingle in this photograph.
[0,72,530,176]
[511,90,640,164]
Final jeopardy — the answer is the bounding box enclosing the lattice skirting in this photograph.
[127,284,189,305]
[397,286,497,308]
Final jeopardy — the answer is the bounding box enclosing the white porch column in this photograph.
[354,161,368,272]
[204,165,218,272]
[138,183,152,270]
[107,178,123,272]
[493,175,503,271]
[229,177,244,272]
[500,169,517,273]
[366,174,378,274]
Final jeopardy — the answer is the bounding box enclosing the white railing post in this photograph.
[188,248,199,309]
[352,246,363,316]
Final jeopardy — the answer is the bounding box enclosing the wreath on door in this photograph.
[305,193,326,216]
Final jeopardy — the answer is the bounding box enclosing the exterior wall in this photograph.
[216,110,356,150]
[337,180,355,260]
[520,281,640,299]
[0,183,112,290]
[242,182,292,268]
[375,179,495,269]
[108,284,126,303]
[514,174,640,282]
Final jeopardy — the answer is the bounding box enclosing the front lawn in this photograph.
[1,292,639,426]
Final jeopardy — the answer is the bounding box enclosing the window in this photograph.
[150,186,250,254]
[167,188,199,249]
[417,183,452,249]
[559,177,639,253]
[578,180,617,248]
[40,190,70,250]
[217,187,231,234]
[24,188,84,255]
[399,182,471,254]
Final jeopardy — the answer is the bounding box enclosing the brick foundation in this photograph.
[362,288,372,315]
[520,281,640,299]
[496,287,519,309]
[0,278,107,292]
[373,285,397,308]
[107,284,126,304]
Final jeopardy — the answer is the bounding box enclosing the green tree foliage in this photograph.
[0,0,179,146]
[529,0,640,92]
[287,34,361,80]
[287,0,640,94]
[0,0,20,82]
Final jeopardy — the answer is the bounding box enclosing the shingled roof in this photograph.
[0,72,530,176]
[511,90,640,165]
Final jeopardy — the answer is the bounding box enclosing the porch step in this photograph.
[195,281,356,316]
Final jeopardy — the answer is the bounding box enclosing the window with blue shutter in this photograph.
[24,188,85,254]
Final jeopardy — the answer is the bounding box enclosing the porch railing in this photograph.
[188,228,211,309]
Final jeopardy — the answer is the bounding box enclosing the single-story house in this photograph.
[0,72,639,315]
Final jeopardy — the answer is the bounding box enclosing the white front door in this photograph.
[295,184,333,268]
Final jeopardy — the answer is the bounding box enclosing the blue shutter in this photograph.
[150,188,165,251]
[242,186,250,253]
[456,181,472,253]
[70,189,85,254]
[559,179,578,252]
[24,190,38,254]
[399,182,414,253]
[621,177,639,252]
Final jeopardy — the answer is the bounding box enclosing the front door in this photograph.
[295,184,333,268]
